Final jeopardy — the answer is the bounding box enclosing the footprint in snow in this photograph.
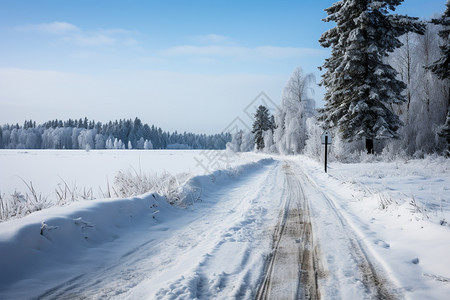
[73,217,94,231]
[374,239,390,248]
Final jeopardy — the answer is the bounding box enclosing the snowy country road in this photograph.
[256,162,398,300]
[3,156,435,299]
[291,163,398,299]
[255,163,319,300]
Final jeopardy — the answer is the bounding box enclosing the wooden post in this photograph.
[366,138,374,154]
[324,136,328,173]
[321,130,332,173]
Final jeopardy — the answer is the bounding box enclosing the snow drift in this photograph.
[0,158,274,298]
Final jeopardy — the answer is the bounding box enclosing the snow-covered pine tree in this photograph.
[105,137,113,149]
[265,115,277,153]
[228,130,244,152]
[439,113,450,156]
[136,137,145,149]
[428,1,450,81]
[252,105,273,150]
[263,129,275,153]
[144,139,153,150]
[241,131,256,152]
[0,126,3,149]
[428,1,450,155]
[319,0,425,154]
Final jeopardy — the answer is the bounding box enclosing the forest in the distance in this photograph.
[0,117,231,150]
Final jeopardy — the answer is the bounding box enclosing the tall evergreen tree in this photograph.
[319,0,424,153]
[428,1,450,155]
[252,105,272,150]
[428,1,450,80]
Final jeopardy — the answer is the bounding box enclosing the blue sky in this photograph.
[0,0,446,134]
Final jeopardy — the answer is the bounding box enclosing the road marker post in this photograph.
[321,130,332,173]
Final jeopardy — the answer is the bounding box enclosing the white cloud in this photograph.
[163,45,246,57]
[134,56,167,64]
[19,21,80,35]
[65,33,117,46]
[17,22,136,47]
[70,51,98,59]
[254,46,327,59]
[122,38,139,46]
[189,34,233,45]
[162,44,327,60]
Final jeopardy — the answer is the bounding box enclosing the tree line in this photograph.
[0,117,231,150]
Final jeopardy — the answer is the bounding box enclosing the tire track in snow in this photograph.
[255,167,290,299]
[295,163,399,299]
[256,163,319,300]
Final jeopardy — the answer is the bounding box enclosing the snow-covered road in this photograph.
[1,155,449,299]
[255,163,319,300]
[256,162,398,299]
[292,162,398,299]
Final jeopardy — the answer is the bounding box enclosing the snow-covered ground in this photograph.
[0,149,258,197]
[0,150,449,299]
[0,157,281,299]
[291,155,450,299]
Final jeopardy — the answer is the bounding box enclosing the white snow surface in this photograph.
[0,149,259,197]
[0,151,449,299]
[291,155,450,299]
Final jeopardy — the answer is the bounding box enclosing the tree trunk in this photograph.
[366,138,374,154]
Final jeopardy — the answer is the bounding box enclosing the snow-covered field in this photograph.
[0,150,449,299]
[0,149,259,198]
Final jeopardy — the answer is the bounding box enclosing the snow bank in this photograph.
[0,158,274,298]
[0,194,164,295]
[173,158,274,207]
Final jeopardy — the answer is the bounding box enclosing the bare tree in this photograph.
[274,67,315,154]
[388,22,448,155]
